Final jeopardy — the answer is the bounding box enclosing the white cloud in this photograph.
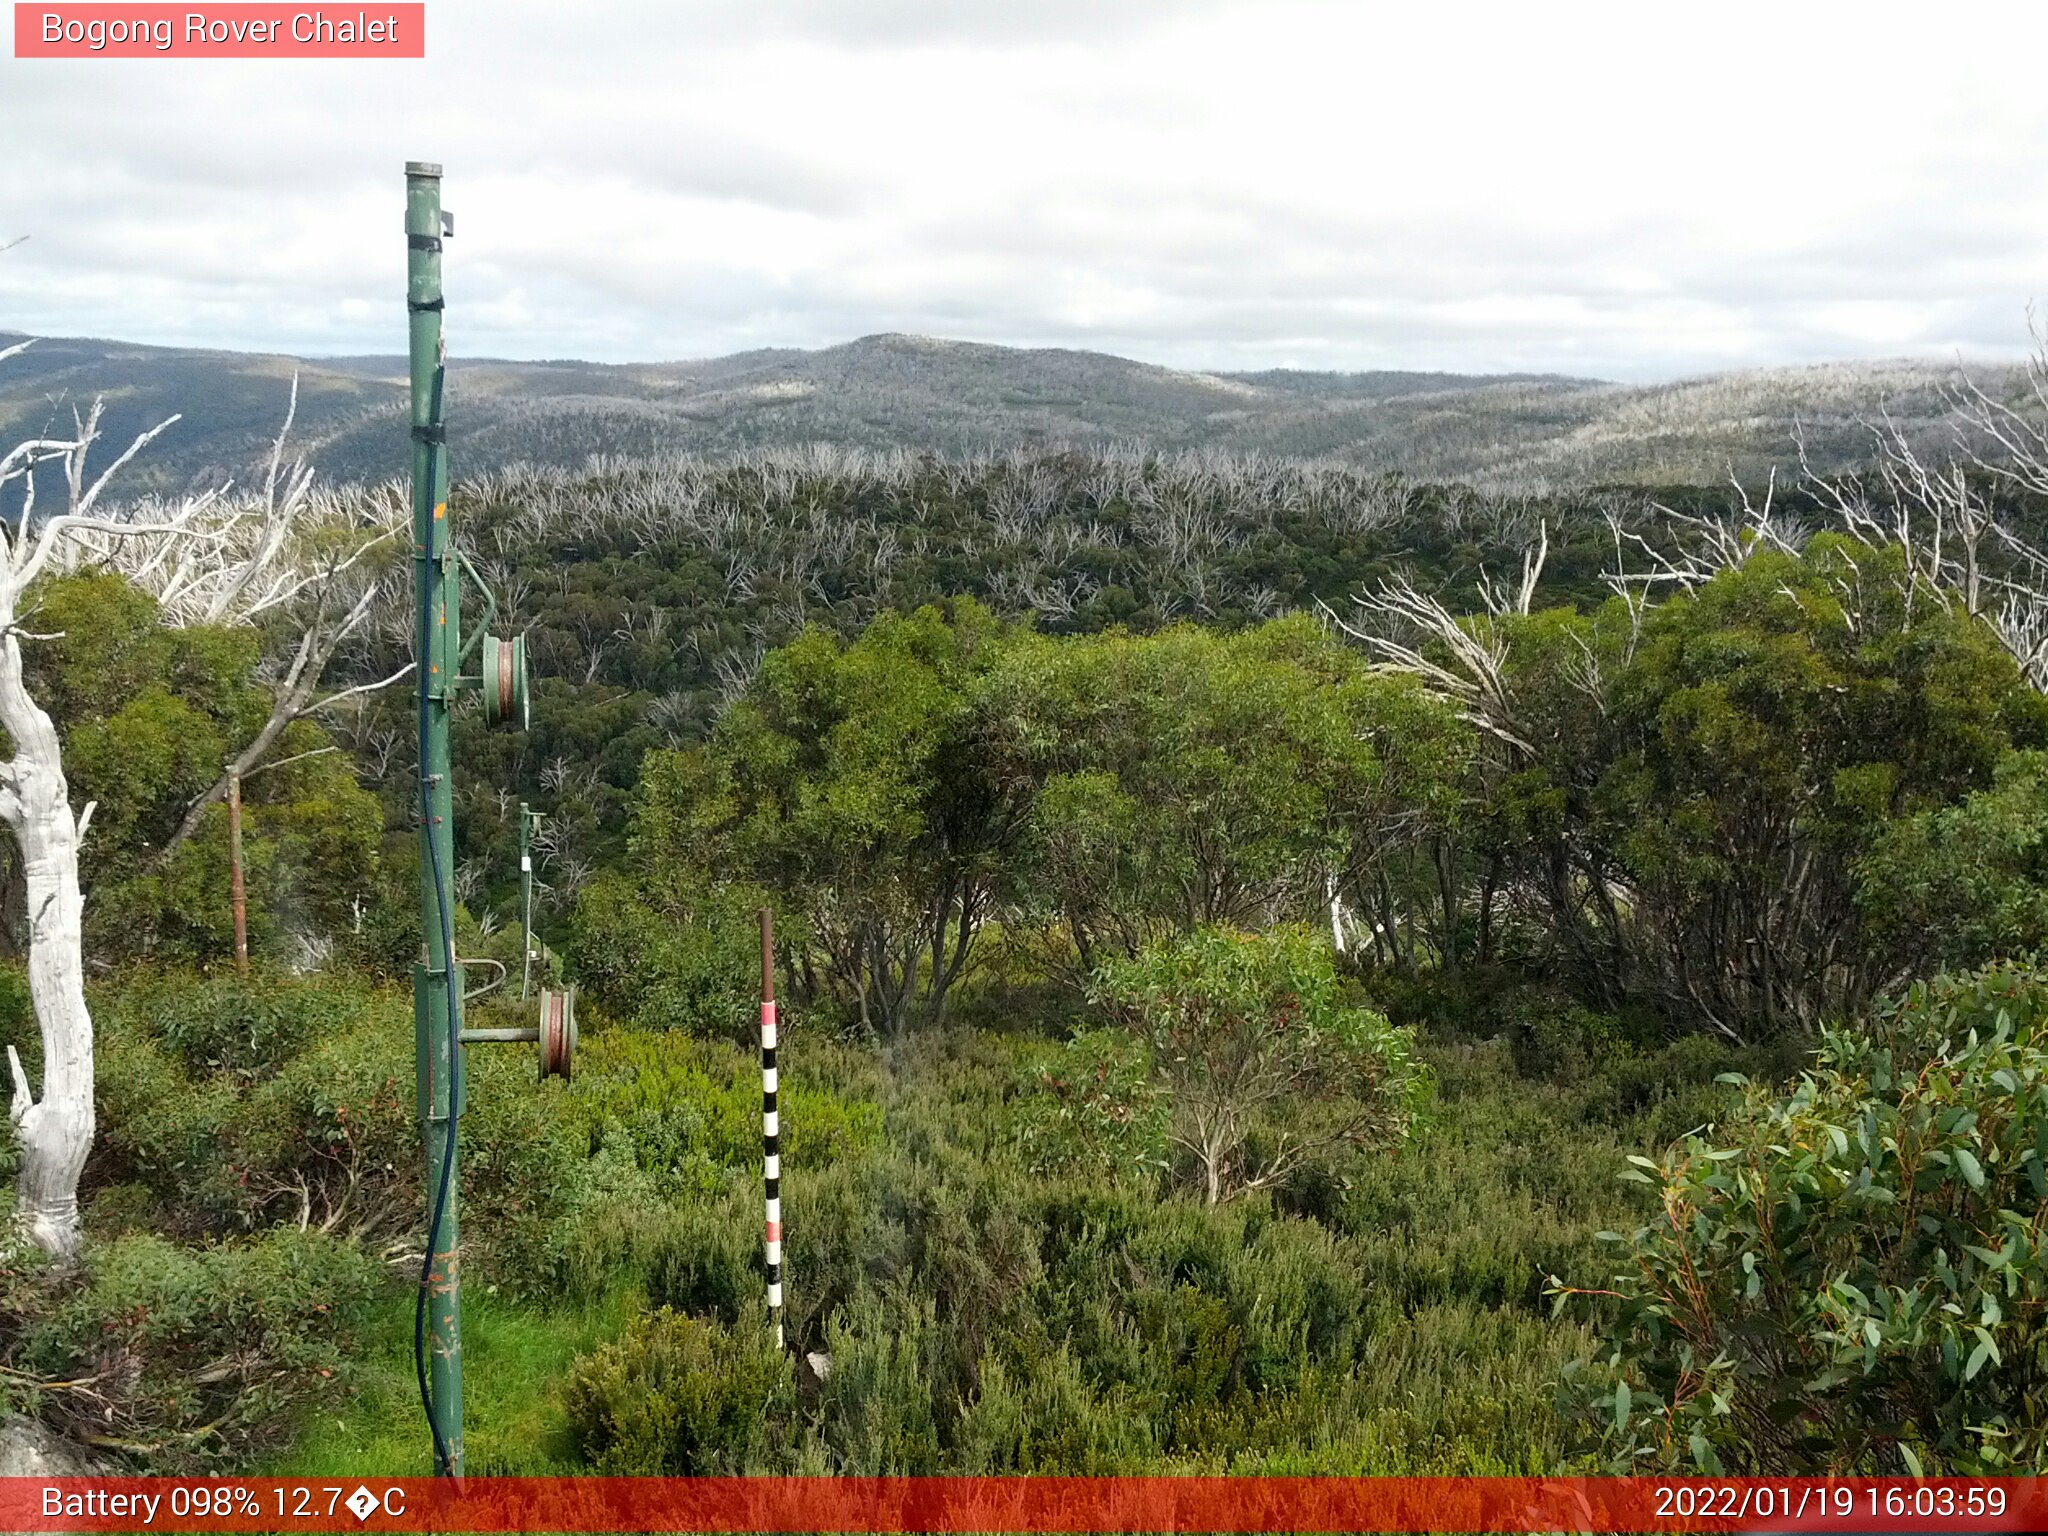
[1,0,2044,377]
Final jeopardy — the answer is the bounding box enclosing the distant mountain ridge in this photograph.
[0,328,2013,495]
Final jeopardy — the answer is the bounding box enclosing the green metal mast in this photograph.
[407,159,464,1477]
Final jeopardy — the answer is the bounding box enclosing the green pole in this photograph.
[407,159,464,1477]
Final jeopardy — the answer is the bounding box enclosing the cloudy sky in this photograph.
[2,0,2043,380]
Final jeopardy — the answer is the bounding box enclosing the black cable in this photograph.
[413,450,461,1480]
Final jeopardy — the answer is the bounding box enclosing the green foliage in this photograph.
[8,571,380,967]
[1012,1028,1168,1182]
[634,599,1023,1037]
[108,973,363,1079]
[1558,962,2048,1473]
[1095,925,1427,1203]
[3,1228,377,1468]
[92,975,414,1240]
[818,1285,945,1473]
[568,870,780,1043]
[474,1021,882,1306]
[984,617,1467,966]
[33,450,2048,1484]
[89,973,582,1276]
[567,1030,882,1198]
[642,1191,761,1322]
[1492,542,2047,1035]
[564,1304,793,1473]
[366,453,1630,892]
[291,977,1745,1478]
[953,1343,1157,1473]
[1860,747,2048,972]
[570,1001,1670,1476]
[606,611,1466,1042]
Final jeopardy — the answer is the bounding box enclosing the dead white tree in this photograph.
[1620,345,2048,693]
[1322,541,1544,757]
[0,351,223,1256]
[1793,344,2048,688]
[62,379,414,860]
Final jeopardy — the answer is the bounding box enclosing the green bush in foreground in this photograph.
[1095,925,1428,1204]
[3,1229,377,1468]
[1557,962,2048,1473]
[564,1303,792,1473]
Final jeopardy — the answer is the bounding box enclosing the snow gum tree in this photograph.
[0,351,203,1255]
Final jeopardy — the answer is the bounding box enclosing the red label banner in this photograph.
[13,4,424,57]
[0,1477,2039,1532]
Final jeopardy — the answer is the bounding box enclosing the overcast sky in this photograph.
[2,0,2043,380]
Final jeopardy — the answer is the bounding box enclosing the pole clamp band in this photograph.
[408,297,445,313]
[411,424,447,444]
[407,234,442,252]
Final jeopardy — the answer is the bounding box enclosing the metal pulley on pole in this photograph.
[482,634,530,730]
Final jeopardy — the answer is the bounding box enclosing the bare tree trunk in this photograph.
[1199,1134,1225,1206]
[1435,835,1460,969]
[162,641,311,856]
[0,630,92,1259]
[158,592,401,863]
[0,333,284,1259]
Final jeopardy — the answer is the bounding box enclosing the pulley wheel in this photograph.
[537,985,575,1081]
[481,633,530,731]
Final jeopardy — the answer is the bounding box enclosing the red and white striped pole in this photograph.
[760,907,784,1352]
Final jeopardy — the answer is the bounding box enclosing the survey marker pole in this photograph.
[761,908,784,1351]
[408,159,464,1476]
[520,802,541,999]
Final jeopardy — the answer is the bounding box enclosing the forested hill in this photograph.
[0,328,2016,495]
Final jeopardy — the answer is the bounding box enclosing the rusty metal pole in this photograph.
[226,768,248,976]
[760,907,783,1350]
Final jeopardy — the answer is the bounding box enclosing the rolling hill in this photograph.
[0,329,2013,496]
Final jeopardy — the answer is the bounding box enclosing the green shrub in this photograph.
[954,1344,1155,1472]
[1518,1003,1635,1079]
[531,1025,882,1309]
[1095,925,1428,1203]
[570,1029,882,1197]
[8,1229,377,1468]
[106,972,372,1080]
[644,1189,759,1322]
[527,1128,678,1301]
[780,1149,919,1348]
[817,1284,943,1473]
[569,872,784,1044]
[1860,748,2048,974]
[93,978,415,1240]
[511,1018,1634,1477]
[1556,962,2048,1473]
[1011,1028,1167,1182]
[564,1303,791,1472]
[90,973,583,1276]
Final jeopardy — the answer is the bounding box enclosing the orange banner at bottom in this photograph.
[3,1476,2039,1533]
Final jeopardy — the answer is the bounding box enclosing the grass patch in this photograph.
[270,1282,639,1476]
